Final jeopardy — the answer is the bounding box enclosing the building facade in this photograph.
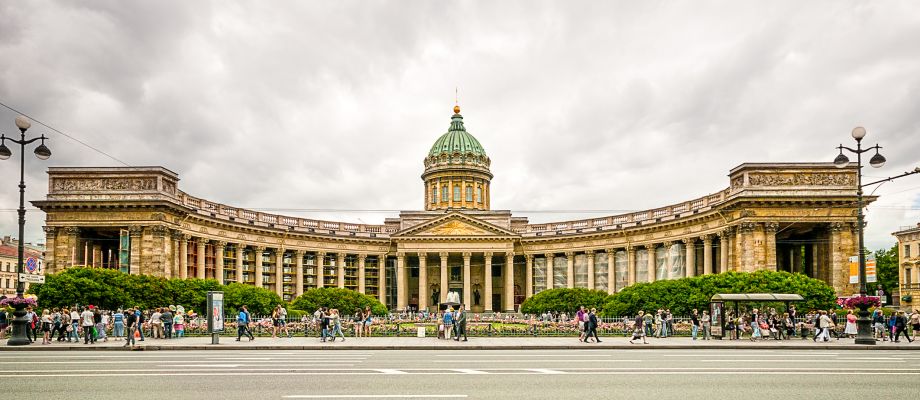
[33,107,868,312]
[0,236,44,297]
[893,223,920,309]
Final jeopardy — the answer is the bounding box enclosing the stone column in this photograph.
[646,244,656,283]
[418,252,428,311]
[129,225,142,275]
[378,254,387,305]
[316,252,326,288]
[663,241,674,280]
[196,239,207,279]
[235,244,244,284]
[357,254,366,294]
[504,252,514,312]
[296,250,305,297]
[274,249,284,297]
[607,249,616,294]
[483,252,493,312]
[702,235,713,275]
[336,253,345,289]
[586,250,596,290]
[396,252,407,311]
[254,246,265,288]
[169,231,181,279]
[627,247,637,287]
[149,226,169,277]
[565,251,575,288]
[765,222,779,270]
[179,234,189,279]
[462,252,472,310]
[448,179,454,208]
[545,253,555,289]
[439,252,449,303]
[42,227,57,273]
[719,230,729,273]
[215,241,227,284]
[683,238,695,278]
[739,223,757,272]
[525,254,534,299]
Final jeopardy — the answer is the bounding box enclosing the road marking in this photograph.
[698,359,903,363]
[375,369,408,374]
[432,359,640,363]
[451,369,488,374]
[0,360,363,364]
[160,364,241,368]
[528,369,566,374]
[3,371,920,377]
[283,396,467,398]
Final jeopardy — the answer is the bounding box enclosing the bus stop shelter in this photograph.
[709,293,804,339]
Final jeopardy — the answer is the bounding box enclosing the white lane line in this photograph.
[451,369,488,374]
[0,360,363,364]
[432,359,640,363]
[283,396,467,399]
[663,354,839,357]
[528,369,566,374]
[3,371,920,377]
[375,369,408,374]
[206,357,366,361]
[698,359,903,363]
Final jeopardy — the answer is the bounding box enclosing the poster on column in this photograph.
[848,255,876,284]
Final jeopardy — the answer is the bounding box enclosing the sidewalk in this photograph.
[2,335,917,351]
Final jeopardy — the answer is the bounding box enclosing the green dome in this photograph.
[428,112,487,158]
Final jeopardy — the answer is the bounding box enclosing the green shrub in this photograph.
[601,270,836,317]
[290,287,387,316]
[519,288,609,314]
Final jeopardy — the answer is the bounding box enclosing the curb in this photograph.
[1,344,917,351]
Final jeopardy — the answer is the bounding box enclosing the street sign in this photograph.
[206,291,224,345]
[848,254,877,284]
[19,273,45,283]
[25,257,37,273]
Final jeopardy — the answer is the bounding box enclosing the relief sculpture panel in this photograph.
[747,173,855,187]
[51,178,158,193]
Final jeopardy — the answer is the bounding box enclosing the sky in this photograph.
[0,1,918,251]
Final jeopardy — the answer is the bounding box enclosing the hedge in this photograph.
[28,267,283,315]
[519,288,609,314]
[290,287,388,316]
[601,270,836,317]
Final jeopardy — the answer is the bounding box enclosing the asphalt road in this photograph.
[2,349,918,399]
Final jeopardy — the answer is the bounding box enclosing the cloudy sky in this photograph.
[0,1,918,251]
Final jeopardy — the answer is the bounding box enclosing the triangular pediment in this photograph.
[392,212,518,238]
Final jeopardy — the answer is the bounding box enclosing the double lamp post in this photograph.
[0,116,51,346]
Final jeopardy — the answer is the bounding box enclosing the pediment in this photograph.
[392,212,518,238]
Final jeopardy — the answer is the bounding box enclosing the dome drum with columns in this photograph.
[32,106,870,313]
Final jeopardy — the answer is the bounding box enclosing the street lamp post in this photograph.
[0,116,51,346]
[833,126,884,345]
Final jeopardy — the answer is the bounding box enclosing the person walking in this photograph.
[893,311,913,343]
[844,310,857,338]
[701,310,711,340]
[150,308,162,339]
[454,305,468,341]
[135,308,146,341]
[353,308,364,338]
[691,309,701,340]
[0,307,7,340]
[236,306,254,341]
[443,307,454,340]
[69,308,81,342]
[576,306,587,343]
[813,311,825,342]
[629,311,648,344]
[112,309,125,341]
[909,310,920,342]
[95,309,108,342]
[329,309,346,342]
[40,309,52,345]
[80,307,95,344]
[363,306,373,337]
[319,307,330,342]
[123,308,137,347]
[271,305,281,339]
[584,308,601,343]
[51,308,63,342]
[161,308,173,339]
[173,311,184,338]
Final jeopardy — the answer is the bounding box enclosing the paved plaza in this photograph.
[1,348,918,399]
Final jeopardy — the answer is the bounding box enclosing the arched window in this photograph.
[431,186,437,203]
[442,186,448,203]
[453,185,461,201]
[477,187,483,203]
[466,186,473,202]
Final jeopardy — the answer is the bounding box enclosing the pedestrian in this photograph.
[24,306,36,343]
[827,309,840,340]
[629,311,648,344]
[40,309,52,345]
[150,308,162,339]
[788,305,798,337]
[443,307,454,340]
[643,311,653,337]
[893,311,913,343]
[271,305,282,339]
[844,310,857,338]
[112,309,124,340]
[236,306,254,341]
[363,306,373,337]
[812,311,825,342]
[584,308,601,343]
[279,305,291,338]
[161,307,173,339]
[454,304,468,341]
[123,308,137,347]
[69,308,80,342]
[909,310,920,342]
[135,308,146,341]
[51,308,63,342]
[576,306,586,342]
[701,310,711,340]
[319,307,330,342]
[95,309,108,342]
[690,309,700,340]
[665,309,674,337]
[353,308,364,338]
[0,307,7,340]
[329,309,346,342]
[173,311,184,338]
[817,311,833,342]
[81,307,95,344]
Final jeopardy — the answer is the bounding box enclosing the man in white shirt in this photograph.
[150,309,163,339]
[81,307,95,344]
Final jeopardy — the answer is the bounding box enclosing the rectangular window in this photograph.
[431,187,437,203]
[466,186,473,202]
[906,244,912,258]
[477,187,483,203]
[453,185,461,201]
[442,186,448,203]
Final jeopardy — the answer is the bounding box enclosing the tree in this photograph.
[519,288,609,314]
[601,270,836,317]
[874,243,898,304]
[223,282,283,315]
[290,288,388,316]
